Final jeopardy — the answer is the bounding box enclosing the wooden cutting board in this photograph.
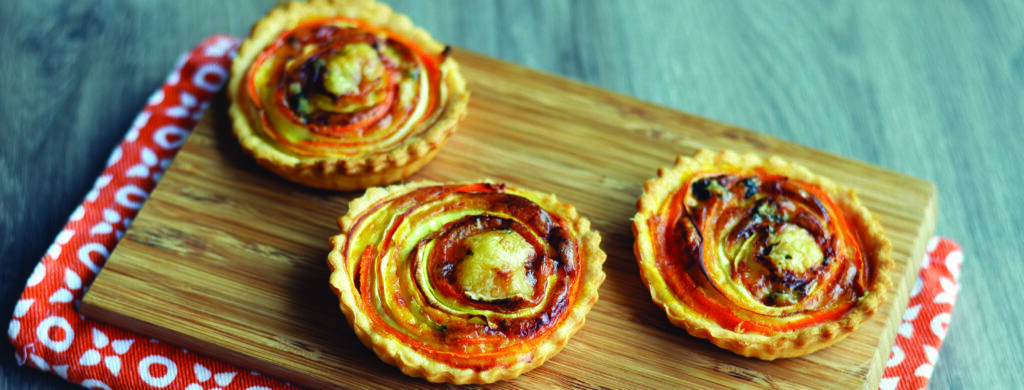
[81,49,937,389]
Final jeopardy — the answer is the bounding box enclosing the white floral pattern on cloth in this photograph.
[7,35,294,390]
[6,34,962,390]
[879,237,963,390]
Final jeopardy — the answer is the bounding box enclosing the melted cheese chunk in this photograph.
[458,230,536,301]
[323,43,384,97]
[768,225,823,274]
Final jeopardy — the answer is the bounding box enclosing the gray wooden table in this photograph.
[2,1,1021,388]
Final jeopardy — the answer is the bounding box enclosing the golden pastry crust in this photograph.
[632,150,893,360]
[229,0,469,191]
[327,181,606,384]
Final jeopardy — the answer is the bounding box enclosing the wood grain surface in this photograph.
[80,50,936,389]
[4,1,1023,389]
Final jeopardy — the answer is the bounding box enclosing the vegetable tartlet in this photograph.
[633,150,893,359]
[229,0,468,190]
[328,181,606,383]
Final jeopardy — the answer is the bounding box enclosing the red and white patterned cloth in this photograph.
[880,237,962,390]
[7,36,962,390]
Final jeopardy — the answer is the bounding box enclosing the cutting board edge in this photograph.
[868,181,937,386]
[863,187,938,390]
[81,292,345,390]
[80,49,942,389]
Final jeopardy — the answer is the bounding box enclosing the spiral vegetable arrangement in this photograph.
[633,150,892,359]
[328,181,605,384]
[246,18,444,155]
[229,0,468,190]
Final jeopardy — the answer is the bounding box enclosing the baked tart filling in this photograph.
[633,150,893,359]
[229,0,468,190]
[328,181,606,383]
